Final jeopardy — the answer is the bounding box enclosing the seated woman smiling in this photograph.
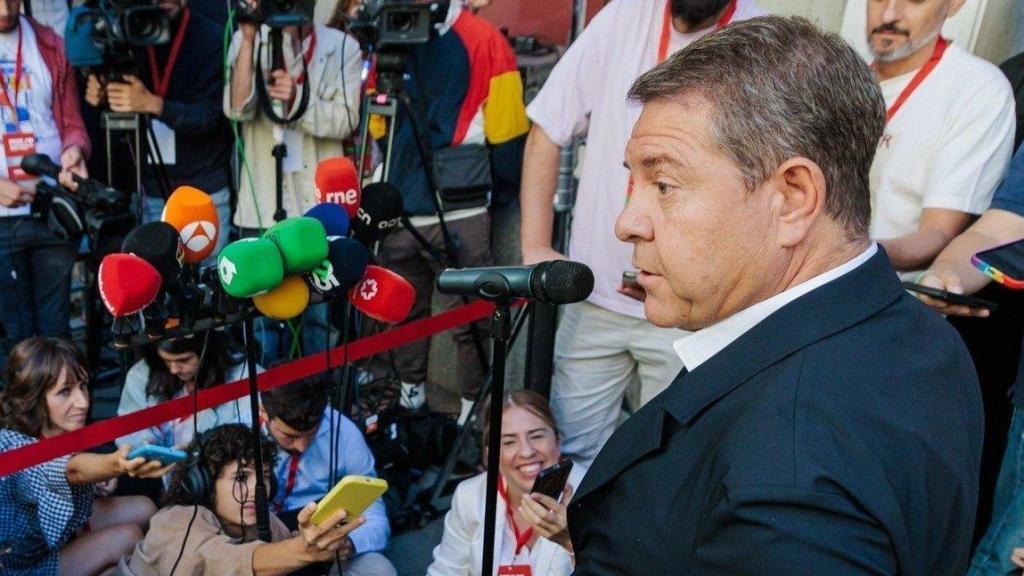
[427,390,585,576]
[119,424,363,576]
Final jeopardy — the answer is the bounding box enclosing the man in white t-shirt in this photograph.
[521,0,765,465]
[867,0,1014,273]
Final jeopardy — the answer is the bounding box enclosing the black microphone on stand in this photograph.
[437,260,593,576]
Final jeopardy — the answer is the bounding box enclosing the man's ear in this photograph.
[770,157,827,248]
[947,0,966,19]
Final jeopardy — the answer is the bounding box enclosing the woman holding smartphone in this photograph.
[0,337,170,576]
[427,390,585,575]
[119,424,362,575]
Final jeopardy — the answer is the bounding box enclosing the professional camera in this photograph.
[233,0,315,27]
[65,0,171,73]
[350,0,448,49]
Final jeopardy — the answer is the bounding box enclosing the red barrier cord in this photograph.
[0,299,502,478]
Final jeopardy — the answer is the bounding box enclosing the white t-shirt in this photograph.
[527,0,765,318]
[869,42,1015,245]
[0,17,61,217]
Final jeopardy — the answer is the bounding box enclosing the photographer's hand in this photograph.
[84,74,106,108]
[268,69,296,104]
[0,178,32,208]
[107,75,164,116]
[59,145,87,192]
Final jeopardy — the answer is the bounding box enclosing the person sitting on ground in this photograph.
[0,337,169,576]
[117,330,257,450]
[427,389,586,576]
[261,376,396,575]
[119,423,362,575]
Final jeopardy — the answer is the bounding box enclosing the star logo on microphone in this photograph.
[359,278,378,301]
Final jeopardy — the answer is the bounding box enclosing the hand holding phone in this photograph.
[311,475,388,525]
[903,280,998,316]
[126,444,188,467]
[520,460,575,551]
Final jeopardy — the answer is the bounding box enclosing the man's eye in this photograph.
[656,182,673,194]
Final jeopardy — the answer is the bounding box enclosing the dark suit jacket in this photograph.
[568,249,983,576]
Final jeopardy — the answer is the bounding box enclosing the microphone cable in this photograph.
[169,329,212,576]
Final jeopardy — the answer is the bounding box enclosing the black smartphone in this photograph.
[902,281,998,312]
[531,460,573,500]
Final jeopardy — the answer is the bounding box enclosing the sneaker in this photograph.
[400,381,426,410]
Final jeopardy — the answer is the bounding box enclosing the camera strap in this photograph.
[295,30,316,86]
[146,7,191,98]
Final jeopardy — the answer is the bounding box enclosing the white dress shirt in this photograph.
[673,244,878,372]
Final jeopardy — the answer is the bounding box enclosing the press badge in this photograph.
[3,131,35,180]
[497,565,532,576]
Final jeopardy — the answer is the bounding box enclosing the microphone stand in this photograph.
[480,295,512,576]
[243,316,273,542]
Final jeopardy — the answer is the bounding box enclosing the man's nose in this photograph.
[615,186,654,244]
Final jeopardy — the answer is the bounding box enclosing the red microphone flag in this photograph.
[349,265,415,323]
[315,156,361,219]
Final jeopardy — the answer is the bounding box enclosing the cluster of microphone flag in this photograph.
[97,156,416,347]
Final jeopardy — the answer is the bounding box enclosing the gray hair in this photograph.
[629,16,885,240]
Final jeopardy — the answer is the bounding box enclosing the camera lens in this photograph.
[387,10,419,34]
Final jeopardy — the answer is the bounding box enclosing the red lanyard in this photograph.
[880,36,948,123]
[297,31,317,86]
[657,0,736,63]
[273,453,301,512]
[0,26,24,115]
[498,477,534,556]
[147,8,191,98]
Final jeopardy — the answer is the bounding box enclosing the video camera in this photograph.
[233,0,315,27]
[23,154,133,254]
[350,0,449,50]
[65,0,171,74]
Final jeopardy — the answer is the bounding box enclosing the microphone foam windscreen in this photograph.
[263,217,329,275]
[304,203,350,238]
[99,253,162,316]
[532,260,595,305]
[305,236,369,300]
[121,221,183,283]
[315,156,361,219]
[349,265,416,323]
[218,238,285,298]
[162,186,220,263]
[254,275,310,320]
[351,182,404,243]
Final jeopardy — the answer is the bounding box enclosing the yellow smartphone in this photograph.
[310,475,389,525]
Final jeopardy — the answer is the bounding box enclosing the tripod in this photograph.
[352,52,491,388]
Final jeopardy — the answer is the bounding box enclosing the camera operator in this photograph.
[0,0,90,359]
[378,1,528,422]
[225,0,361,231]
[83,0,234,256]
[225,0,361,362]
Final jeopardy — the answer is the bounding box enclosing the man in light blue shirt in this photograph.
[261,377,396,576]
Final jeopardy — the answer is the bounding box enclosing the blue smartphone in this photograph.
[127,445,188,466]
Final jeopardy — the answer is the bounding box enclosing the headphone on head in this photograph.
[177,427,279,509]
[178,430,214,507]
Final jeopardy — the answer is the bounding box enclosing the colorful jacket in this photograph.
[388,8,529,215]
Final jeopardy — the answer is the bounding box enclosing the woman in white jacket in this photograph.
[428,390,585,575]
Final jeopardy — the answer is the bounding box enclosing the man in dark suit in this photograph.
[563,15,984,575]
